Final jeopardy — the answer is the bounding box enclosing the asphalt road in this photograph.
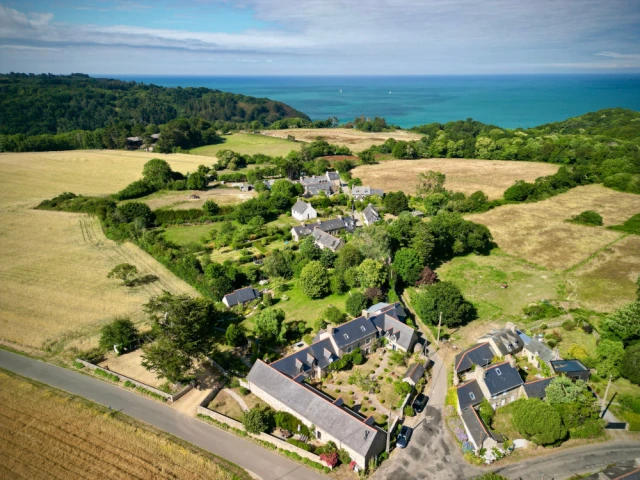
[0,349,327,480]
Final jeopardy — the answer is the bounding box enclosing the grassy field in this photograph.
[191,133,299,157]
[262,128,423,153]
[467,184,640,271]
[130,186,256,210]
[0,369,247,480]
[164,224,218,246]
[0,150,201,354]
[352,158,559,199]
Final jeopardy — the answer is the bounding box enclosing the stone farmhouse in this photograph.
[460,406,504,456]
[311,229,344,252]
[222,286,261,308]
[291,199,317,221]
[361,204,380,226]
[245,302,418,468]
[351,186,384,201]
[290,216,356,242]
[299,171,342,197]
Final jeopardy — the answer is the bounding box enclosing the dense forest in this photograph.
[0,73,308,136]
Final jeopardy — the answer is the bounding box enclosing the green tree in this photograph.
[324,306,347,324]
[478,398,495,426]
[357,259,386,289]
[187,171,207,190]
[116,201,154,226]
[504,180,535,202]
[335,244,363,272]
[383,191,409,215]
[545,377,600,428]
[620,344,640,385]
[600,301,640,345]
[350,225,391,261]
[242,408,270,434]
[99,317,139,353]
[263,249,295,279]
[299,261,330,299]
[570,210,603,226]
[595,339,626,379]
[392,248,423,285]
[411,281,476,327]
[142,158,173,187]
[225,323,247,347]
[410,222,436,265]
[203,199,220,216]
[415,171,446,198]
[254,308,285,344]
[394,380,412,396]
[511,398,567,445]
[346,292,367,316]
[141,338,193,383]
[270,179,300,198]
[107,263,139,286]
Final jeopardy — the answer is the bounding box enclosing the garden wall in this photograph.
[75,358,192,402]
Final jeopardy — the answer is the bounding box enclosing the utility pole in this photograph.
[601,374,612,415]
[436,312,442,344]
[386,406,391,453]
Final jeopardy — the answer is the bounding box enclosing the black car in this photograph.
[396,426,412,449]
[412,393,429,413]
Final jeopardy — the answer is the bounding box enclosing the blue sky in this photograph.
[1,0,640,75]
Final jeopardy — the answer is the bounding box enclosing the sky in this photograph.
[1,0,640,75]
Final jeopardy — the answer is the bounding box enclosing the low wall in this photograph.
[75,358,192,402]
[196,401,326,467]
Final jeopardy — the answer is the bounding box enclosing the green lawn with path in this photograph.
[191,133,300,158]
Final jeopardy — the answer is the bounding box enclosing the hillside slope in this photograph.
[0,73,309,135]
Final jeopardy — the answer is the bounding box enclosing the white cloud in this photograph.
[595,51,640,59]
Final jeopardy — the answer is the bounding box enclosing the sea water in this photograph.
[113,75,640,129]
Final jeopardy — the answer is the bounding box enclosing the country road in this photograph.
[0,349,327,480]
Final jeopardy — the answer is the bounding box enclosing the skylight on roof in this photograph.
[344,334,349,340]
[361,326,366,332]
[469,392,475,400]
[496,368,502,376]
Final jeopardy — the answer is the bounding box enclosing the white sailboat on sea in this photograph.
[340,89,342,93]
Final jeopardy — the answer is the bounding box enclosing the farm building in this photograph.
[291,199,317,221]
[460,407,504,455]
[222,287,261,308]
[351,186,384,201]
[290,215,356,242]
[403,363,426,387]
[361,204,380,226]
[519,376,556,400]
[550,359,590,382]
[311,229,344,252]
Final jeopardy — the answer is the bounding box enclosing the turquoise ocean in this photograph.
[114,75,640,129]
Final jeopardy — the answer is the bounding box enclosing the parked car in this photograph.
[412,393,429,413]
[396,426,413,449]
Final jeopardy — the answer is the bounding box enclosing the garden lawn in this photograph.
[492,403,521,440]
[191,133,299,158]
[274,283,352,328]
[163,224,216,246]
[208,390,245,422]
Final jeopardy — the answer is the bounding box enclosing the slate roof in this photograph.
[369,303,415,351]
[461,407,503,448]
[457,380,484,410]
[222,287,260,307]
[482,362,524,396]
[522,376,556,399]
[411,210,424,217]
[333,316,378,349]
[403,363,426,384]
[292,216,355,239]
[292,199,313,215]
[270,338,339,377]
[582,463,640,480]
[306,183,334,196]
[367,302,389,313]
[150,133,161,140]
[300,175,330,186]
[524,338,555,363]
[479,328,523,356]
[362,204,380,225]
[312,229,344,251]
[326,171,341,181]
[550,359,589,373]
[247,360,385,459]
[454,343,495,373]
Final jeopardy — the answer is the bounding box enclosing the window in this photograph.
[361,326,366,332]
[496,368,502,376]
[344,334,349,340]
[469,392,475,401]
[348,347,353,353]
[316,431,322,439]
[366,338,371,344]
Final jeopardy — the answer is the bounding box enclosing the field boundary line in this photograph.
[563,233,629,274]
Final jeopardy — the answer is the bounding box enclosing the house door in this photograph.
[316,430,322,440]
[392,344,396,351]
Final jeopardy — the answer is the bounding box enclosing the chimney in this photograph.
[506,354,516,368]
[337,215,342,219]
[474,364,485,381]
[361,309,370,319]
[364,416,375,426]
[333,397,344,407]
[327,324,335,336]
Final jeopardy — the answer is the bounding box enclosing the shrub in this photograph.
[319,452,338,468]
[94,368,120,382]
[619,394,640,414]
[336,380,343,385]
[275,411,309,436]
[338,448,351,465]
[345,292,367,316]
[562,319,576,331]
[124,380,135,388]
[242,408,270,434]
[569,419,605,439]
[478,399,495,426]
[570,210,603,226]
[511,398,567,445]
[239,387,250,396]
[287,438,312,451]
[73,361,85,369]
[523,302,563,320]
[404,405,415,417]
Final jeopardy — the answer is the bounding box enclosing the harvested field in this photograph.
[566,234,640,311]
[132,187,256,210]
[0,369,245,480]
[98,349,165,389]
[0,151,200,353]
[467,185,640,271]
[191,133,299,157]
[352,158,559,199]
[262,128,423,152]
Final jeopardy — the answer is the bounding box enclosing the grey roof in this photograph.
[362,204,380,225]
[292,199,313,215]
[312,229,344,251]
[457,380,484,410]
[326,171,340,181]
[369,303,415,351]
[479,328,523,356]
[333,316,378,349]
[482,362,524,396]
[582,463,640,480]
[411,210,424,217]
[300,175,330,186]
[454,343,495,373]
[126,136,142,142]
[461,407,503,448]
[306,183,334,196]
[524,338,555,363]
[522,376,556,399]
[150,133,161,140]
[550,359,589,373]
[403,363,425,384]
[222,287,260,307]
[367,302,389,313]
[294,216,356,239]
[247,360,385,459]
[270,338,339,377]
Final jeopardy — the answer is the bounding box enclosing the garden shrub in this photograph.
[94,368,120,382]
[287,438,312,451]
[569,419,605,439]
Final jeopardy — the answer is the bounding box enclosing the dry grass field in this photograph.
[191,132,299,157]
[0,370,245,480]
[352,158,559,199]
[467,184,640,271]
[0,150,201,353]
[262,128,423,152]
[132,187,256,210]
[98,349,166,389]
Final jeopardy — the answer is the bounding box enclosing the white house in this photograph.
[291,199,317,221]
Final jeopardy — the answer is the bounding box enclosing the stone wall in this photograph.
[75,358,192,402]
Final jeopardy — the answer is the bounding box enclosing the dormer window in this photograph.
[507,345,512,351]
[496,368,502,376]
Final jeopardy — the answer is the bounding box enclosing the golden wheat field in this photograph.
[467,184,640,271]
[132,187,257,210]
[0,370,244,480]
[352,158,560,199]
[262,128,423,152]
[0,150,201,352]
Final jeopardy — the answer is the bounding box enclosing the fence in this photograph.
[196,388,327,467]
[75,358,192,402]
